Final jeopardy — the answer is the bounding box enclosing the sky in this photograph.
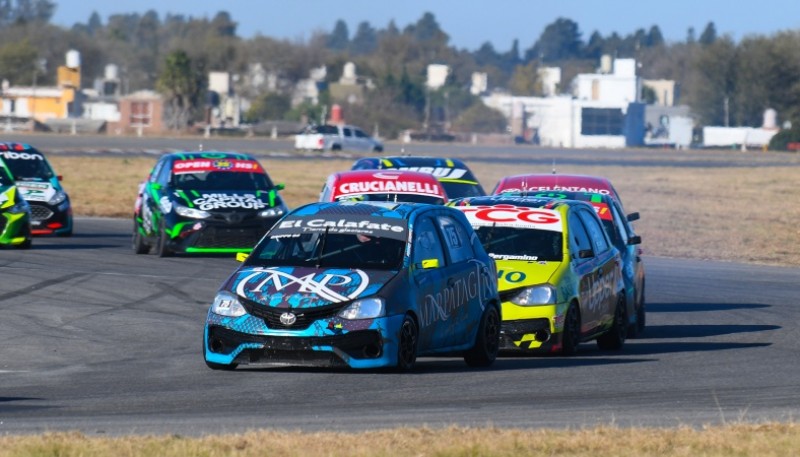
[51,0,800,51]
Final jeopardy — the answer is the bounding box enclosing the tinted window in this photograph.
[412,217,446,266]
[354,129,368,138]
[314,125,339,134]
[149,159,166,183]
[343,128,352,137]
[581,108,624,135]
[2,151,54,180]
[568,212,593,258]
[171,171,273,191]
[441,182,484,199]
[475,226,562,262]
[250,232,404,270]
[606,201,629,251]
[437,215,474,264]
[578,208,610,254]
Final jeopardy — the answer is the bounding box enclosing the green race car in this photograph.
[0,157,32,249]
[133,151,288,256]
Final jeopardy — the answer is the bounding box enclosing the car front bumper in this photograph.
[204,312,406,369]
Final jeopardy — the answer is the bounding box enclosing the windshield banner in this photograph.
[271,215,408,241]
[172,159,262,174]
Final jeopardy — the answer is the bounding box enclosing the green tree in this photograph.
[508,61,540,95]
[647,25,664,47]
[245,92,291,122]
[350,21,377,55]
[690,36,737,126]
[0,39,38,84]
[524,17,583,63]
[326,20,349,50]
[451,102,507,133]
[156,49,202,130]
[699,22,717,45]
[0,0,55,27]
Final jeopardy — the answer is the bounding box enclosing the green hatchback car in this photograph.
[0,157,32,249]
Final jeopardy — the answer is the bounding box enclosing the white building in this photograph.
[482,57,643,148]
[426,64,449,90]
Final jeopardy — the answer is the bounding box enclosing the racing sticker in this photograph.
[501,184,612,196]
[235,267,370,306]
[334,173,444,199]
[191,193,268,211]
[272,215,408,241]
[172,159,262,174]
[15,181,55,202]
[396,166,468,179]
[454,204,563,231]
[2,151,45,161]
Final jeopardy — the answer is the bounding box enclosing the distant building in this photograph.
[426,64,449,90]
[643,79,679,106]
[470,72,488,96]
[107,90,165,135]
[537,67,561,96]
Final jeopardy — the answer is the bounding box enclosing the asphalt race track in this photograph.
[2,216,799,435]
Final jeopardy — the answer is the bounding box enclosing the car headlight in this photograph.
[510,285,557,306]
[175,204,211,219]
[211,291,247,317]
[48,190,67,206]
[258,204,287,219]
[338,298,385,320]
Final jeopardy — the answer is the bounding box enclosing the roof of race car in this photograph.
[164,151,257,161]
[327,170,446,200]
[0,142,42,153]
[288,200,430,220]
[493,173,619,199]
[353,155,479,181]
[497,190,617,221]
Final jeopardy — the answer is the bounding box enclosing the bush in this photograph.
[768,127,800,152]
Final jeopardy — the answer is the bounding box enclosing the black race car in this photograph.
[351,156,486,199]
[133,151,288,256]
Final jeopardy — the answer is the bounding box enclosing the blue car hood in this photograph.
[227,266,395,309]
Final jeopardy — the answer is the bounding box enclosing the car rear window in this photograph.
[313,125,339,134]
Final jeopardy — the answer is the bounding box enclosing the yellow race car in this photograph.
[450,195,627,355]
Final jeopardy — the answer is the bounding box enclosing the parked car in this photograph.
[203,200,501,370]
[351,156,486,198]
[493,173,626,209]
[449,195,627,355]
[0,142,72,236]
[133,151,288,256]
[498,190,645,337]
[294,124,383,152]
[0,156,32,249]
[319,170,447,205]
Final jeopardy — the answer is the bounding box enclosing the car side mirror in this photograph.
[235,252,249,262]
[275,183,285,191]
[627,235,642,245]
[151,183,162,191]
[417,258,440,270]
[627,212,640,222]
[57,175,63,181]
[578,249,594,259]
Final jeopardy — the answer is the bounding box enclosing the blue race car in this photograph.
[203,201,501,370]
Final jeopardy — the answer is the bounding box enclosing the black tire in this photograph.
[560,303,581,356]
[155,218,172,257]
[373,145,384,153]
[132,222,149,254]
[18,238,32,249]
[331,144,342,151]
[635,283,646,336]
[396,315,418,371]
[464,305,500,367]
[597,295,627,350]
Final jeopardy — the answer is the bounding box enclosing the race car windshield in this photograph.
[440,182,483,199]
[475,226,562,262]
[337,193,444,205]
[2,153,54,180]
[249,232,405,270]
[172,171,274,191]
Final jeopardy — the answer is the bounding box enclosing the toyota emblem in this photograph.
[279,312,297,326]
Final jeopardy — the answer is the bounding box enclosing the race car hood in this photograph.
[14,179,57,202]
[494,259,562,292]
[226,266,395,309]
[172,189,282,211]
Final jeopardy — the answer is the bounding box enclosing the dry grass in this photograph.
[1,423,798,456]
[49,155,800,267]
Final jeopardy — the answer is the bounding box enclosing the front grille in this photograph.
[207,325,382,361]
[501,318,551,336]
[208,211,260,224]
[193,226,264,248]
[29,205,53,221]
[241,297,348,330]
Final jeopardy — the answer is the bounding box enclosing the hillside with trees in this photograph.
[0,1,798,138]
